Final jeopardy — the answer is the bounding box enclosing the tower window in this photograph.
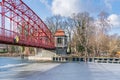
[57,38,62,44]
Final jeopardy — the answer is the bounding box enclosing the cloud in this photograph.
[51,0,81,17]
[50,0,109,17]
[39,0,116,17]
[108,14,120,27]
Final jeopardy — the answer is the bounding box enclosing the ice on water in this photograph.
[1,62,120,80]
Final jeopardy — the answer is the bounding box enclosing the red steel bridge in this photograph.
[0,0,55,49]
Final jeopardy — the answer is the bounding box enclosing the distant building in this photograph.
[54,29,67,55]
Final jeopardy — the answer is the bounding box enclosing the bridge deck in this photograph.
[1,62,120,80]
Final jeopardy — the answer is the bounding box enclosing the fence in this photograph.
[53,57,120,64]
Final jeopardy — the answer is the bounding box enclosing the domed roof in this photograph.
[55,29,66,36]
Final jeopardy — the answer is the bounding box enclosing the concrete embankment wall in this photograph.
[28,49,57,61]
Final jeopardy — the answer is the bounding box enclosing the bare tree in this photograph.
[63,17,75,53]
[94,11,111,56]
[71,12,94,60]
[45,15,64,34]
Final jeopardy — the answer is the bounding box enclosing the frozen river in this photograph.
[1,57,120,80]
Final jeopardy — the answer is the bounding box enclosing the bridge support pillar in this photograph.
[34,48,38,55]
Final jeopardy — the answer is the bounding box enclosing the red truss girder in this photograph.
[0,0,55,49]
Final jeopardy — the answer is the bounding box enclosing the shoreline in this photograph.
[0,53,32,57]
[0,53,20,57]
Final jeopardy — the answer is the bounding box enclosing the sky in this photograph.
[23,0,120,35]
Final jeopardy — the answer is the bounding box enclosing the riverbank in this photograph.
[0,53,32,57]
[0,53,21,57]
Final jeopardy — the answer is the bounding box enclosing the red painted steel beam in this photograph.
[0,0,55,49]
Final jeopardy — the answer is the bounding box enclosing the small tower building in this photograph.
[54,29,67,54]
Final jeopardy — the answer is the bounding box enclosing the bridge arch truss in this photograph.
[0,0,55,49]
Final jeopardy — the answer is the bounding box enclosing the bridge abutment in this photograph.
[28,48,56,61]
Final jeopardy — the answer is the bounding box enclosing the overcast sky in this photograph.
[24,0,120,35]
